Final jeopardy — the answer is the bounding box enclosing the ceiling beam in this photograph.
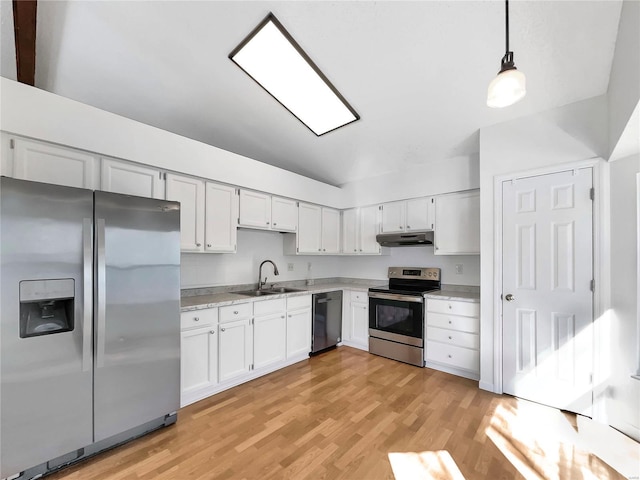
[13,0,37,85]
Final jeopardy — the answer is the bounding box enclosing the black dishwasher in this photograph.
[311,291,343,354]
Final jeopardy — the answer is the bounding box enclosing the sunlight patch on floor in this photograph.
[388,450,466,480]
[485,398,633,480]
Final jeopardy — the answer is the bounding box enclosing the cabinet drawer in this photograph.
[426,341,479,372]
[426,299,479,317]
[426,312,479,334]
[287,295,312,311]
[219,302,252,323]
[253,298,286,317]
[351,291,367,304]
[426,326,479,350]
[181,308,218,330]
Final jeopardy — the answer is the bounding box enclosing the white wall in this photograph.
[608,0,640,158]
[339,248,480,286]
[478,95,608,392]
[181,229,480,288]
[606,153,640,440]
[340,154,479,207]
[0,78,345,208]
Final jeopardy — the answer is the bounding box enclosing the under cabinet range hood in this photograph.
[376,232,434,247]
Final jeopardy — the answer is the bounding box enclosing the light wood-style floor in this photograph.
[46,347,632,480]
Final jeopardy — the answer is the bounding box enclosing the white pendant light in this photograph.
[487,0,526,108]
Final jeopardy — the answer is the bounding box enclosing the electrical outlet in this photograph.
[455,264,463,274]
[287,263,294,271]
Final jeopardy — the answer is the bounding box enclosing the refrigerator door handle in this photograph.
[82,218,93,372]
[96,218,107,368]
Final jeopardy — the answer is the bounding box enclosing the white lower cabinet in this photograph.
[253,298,287,369]
[342,290,369,351]
[218,318,253,382]
[286,295,312,358]
[180,308,219,405]
[425,298,480,380]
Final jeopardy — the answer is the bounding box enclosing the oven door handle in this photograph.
[368,292,424,303]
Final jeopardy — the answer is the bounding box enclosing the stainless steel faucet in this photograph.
[258,260,279,290]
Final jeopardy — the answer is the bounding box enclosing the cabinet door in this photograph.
[342,208,359,254]
[297,203,322,253]
[254,313,287,369]
[271,197,297,232]
[287,309,311,358]
[434,190,480,255]
[381,201,405,233]
[321,208,341,253]
[181,326,217,394]
[205,182,238,253]
[101,158,164,199]
[406,197,430,231]
[359,205,381,254]
[350,302,369,347]
[166,174,205,252]
[218,318,253,382]
[13,138,97,189]
[239,190,271,229]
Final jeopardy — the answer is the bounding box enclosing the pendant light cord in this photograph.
[505,0,510,53]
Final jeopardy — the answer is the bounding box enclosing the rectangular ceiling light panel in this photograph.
[230,14,359,136]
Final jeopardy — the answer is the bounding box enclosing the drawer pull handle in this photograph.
[234,311,239,314]
[221,328,226,332]
[210,330,215,335]
[448,305,452,309]
[448,354,452,358]
[448,320,452,324]
[194,317,199,322]
[448,336,452,340]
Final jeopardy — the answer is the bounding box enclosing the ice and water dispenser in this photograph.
[19,279,75,338]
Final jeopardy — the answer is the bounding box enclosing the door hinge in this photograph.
[590,188,594,201]
[296,201,299,207]
[431,198,434,203]
[9,138,15,149]
[237,217,240,225]
[379,205,383,211]
[236,188,239,195]
[250,364,254,371]
[590,279,595,291]
[589,372,593,384]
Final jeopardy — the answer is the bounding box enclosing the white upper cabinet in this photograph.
[11,138,98,189]
[381,197,434,233]
[100,158,164,199]
[271,196,297,232]
[296,203,323,253]
[381,201,406,233]
[434,190,480,255]
[166,174,205,252]
[239,190,271,229]
[205,182,238,253]
[289,204,341,255]
[342,205,381,255]
[321,208,341,254]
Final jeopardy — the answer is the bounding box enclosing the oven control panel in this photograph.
[387,267,440,281]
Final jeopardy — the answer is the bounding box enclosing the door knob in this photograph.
[505,294,515,302]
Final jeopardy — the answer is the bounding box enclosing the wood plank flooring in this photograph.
[45,347,631,480]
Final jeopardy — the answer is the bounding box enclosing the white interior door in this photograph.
[502,168,594,416]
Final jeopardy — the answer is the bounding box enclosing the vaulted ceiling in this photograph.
[1,1,624,186]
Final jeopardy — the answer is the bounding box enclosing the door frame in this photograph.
[492,158,609,420]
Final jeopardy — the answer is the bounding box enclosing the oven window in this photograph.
[369,298,423,338]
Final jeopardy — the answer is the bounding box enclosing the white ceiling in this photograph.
[3,1,624,186]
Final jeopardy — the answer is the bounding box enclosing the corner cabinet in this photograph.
[434,190,480,255]
[285,203,340,254]
[342,205,381,255]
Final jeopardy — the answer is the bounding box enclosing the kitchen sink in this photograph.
[234,287,306,297]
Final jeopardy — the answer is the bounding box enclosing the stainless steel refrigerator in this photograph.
[0,177,181,480]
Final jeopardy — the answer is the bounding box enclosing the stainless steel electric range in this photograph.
[368,267,441,367]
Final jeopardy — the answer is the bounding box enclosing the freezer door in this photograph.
[0,178,94,479]
[93,191,180,441]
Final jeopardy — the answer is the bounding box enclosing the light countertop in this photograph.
[424,290,480,303]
